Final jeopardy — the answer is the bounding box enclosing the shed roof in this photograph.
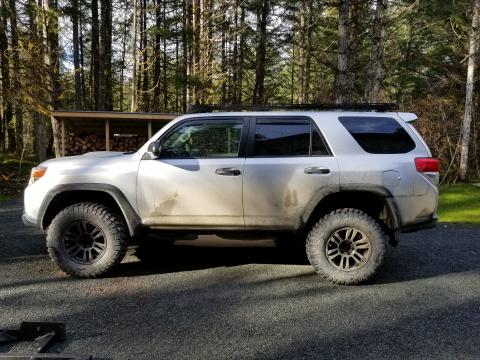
[51,110,179,121]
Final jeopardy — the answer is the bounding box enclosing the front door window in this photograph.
[161,121,244,159]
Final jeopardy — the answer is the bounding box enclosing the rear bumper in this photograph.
[401,215,438,233]
[22,212,38,228]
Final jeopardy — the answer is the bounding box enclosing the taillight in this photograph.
[415,157,440,173]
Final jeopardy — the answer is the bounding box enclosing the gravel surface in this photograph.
[0,199,479,359]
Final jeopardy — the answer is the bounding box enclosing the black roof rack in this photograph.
[187,103,398,114]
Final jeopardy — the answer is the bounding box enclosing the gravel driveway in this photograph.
[0,199,479,359]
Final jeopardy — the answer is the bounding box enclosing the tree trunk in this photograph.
[97,0,108,110]
[79,14,87,108]
[101,0,112,110]
[43,0,61,157]
[205,0,214,103]
[91,0,99,110]
[364,0,387,103]
[71,0,82,109]
[221,3,227,104]
[335,0,349,104]
[183,0,191,111]
[252,0,269,105]
[175,33,179,112]
[299,1,306,103]
[162,0,167,110]
[232,0,239,103]
[0,0,5,151]
[48,0,61,111]
[8,0,23,157]
[0,0,13,152]
[348,0,361,102]
[119,0,129,112]
[141,0,149,111]
[26,0,47,161]
[304,0,313,103]
[137,0,144,108]
[152,0,161,111]
[236,2,245,103]
[131,0,138,112]
[459,0,480,181]
[191,0,200,104]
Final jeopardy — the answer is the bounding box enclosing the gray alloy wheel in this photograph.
[325,227,372,271]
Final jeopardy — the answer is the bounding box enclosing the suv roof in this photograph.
[181,110,418,123]
[185,103,417,122]
[187,103,399,113]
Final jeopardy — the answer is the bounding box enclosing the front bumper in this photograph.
[22,212,38,228]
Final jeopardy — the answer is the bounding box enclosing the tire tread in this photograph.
[47,202,128,278]
[306,208,386,285]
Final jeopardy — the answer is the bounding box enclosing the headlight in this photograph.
[29,166,47,184]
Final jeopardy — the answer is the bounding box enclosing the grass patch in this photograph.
[0,193,13,202]
[438,184,480,224]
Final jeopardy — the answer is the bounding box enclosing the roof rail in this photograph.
[187,103,398,114]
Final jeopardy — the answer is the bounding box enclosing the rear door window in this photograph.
[338,116,416,154]
[253,118,330,156]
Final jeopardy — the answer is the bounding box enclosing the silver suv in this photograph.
[23,108,439,284]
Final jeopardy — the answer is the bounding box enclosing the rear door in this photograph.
[243,116,340,230]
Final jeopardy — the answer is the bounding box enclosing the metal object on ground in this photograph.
[0,322,92,359]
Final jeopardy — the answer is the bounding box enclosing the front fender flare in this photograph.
[39,183,141,237]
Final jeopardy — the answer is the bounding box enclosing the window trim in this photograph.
[246,116,332,158]
[153,117,249,159]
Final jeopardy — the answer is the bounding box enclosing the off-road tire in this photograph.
[47,202,128,278]
[306,208,386,285]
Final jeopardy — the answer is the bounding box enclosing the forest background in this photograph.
[0,0,478,184]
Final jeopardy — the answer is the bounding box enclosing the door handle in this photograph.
[304,167,330,175]
[215,167,242,176]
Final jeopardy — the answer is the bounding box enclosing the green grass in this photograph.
[438,184,480,224]
[0,194,13,202]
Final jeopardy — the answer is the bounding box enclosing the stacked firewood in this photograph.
[65,133,147,155]
[111,136,148,152]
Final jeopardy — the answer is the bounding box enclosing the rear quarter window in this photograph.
[338,116,416,154]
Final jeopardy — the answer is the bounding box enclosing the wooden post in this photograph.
[61,119,65,156]
[148,120,152,139]
[105,119,110,151]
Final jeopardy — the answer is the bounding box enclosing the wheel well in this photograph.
[305,191,397,243]
[42,190,124,230]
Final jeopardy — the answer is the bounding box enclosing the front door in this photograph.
[137,118,247,229]
[243,116,340,230]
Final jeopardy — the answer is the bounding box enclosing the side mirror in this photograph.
[147,142,162,157]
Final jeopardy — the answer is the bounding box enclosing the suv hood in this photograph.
[36,151,142,183]
[41,151,125,167]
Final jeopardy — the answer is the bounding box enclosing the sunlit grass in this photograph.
[438,184,480,224]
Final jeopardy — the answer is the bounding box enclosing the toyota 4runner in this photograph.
[23,106,439,284]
